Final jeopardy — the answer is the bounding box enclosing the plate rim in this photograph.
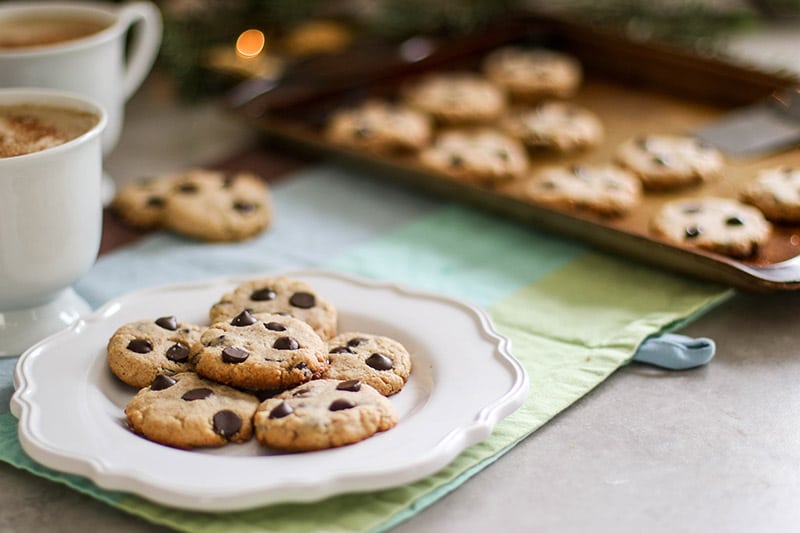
[11,268,529,511]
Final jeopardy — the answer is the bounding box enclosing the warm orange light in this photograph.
[236,29,265,58]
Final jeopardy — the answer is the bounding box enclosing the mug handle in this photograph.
[117,2,163,101]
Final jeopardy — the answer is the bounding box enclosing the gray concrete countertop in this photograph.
[3,27,800,531]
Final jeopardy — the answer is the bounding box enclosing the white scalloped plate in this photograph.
[10,269,528,512]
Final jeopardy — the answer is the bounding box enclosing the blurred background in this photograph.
[144,0,800,101]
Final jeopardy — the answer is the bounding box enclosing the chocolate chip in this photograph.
[250,288,276,301]
[264,321,286,331]
[354,125,371,138]
[347,337,367,347]
[684,225,702,239]
[330,346,353,354]
[231,309,257,326]
[295,362,308,370]
[222,346,249,363]
[155,316,178,331]
[127,339,152,354]
[233,201,257,213]
[269,401,293,418]
[176,182,198,193]
[182,388,213,401]
[726,216,745,226]
[292,388,310,397]
[150,375,177,391]
[652,156,668,166]
[146,196,165,207]
[289,292,316,309]
[213,410,242,438]
[273,337,299,350]
[222,174,236,188]
[329,399,355,411]
[540,181,557,190]
[366,353,393,370]
[449,154,464,167]
[336,380,362,392]
[166,342,190,362]
[496,149,509,161]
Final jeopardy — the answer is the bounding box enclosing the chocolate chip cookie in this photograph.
[193,311,328,391]
[125,372,259,449]
[651,197,771,257]
[254,379,397,451]
[741,166,800,223]
[325,99,432,153]
[164,169,272,242]
[107,316,204,388]
[514,164,641,217]
[209,276,338,340]
[419,128,528,185]
[111,175,176,229]
[483,47,582,101]
[403,72,506,125]
[616,134,724,190]
[500,101,604,153]
[323,332,412,396]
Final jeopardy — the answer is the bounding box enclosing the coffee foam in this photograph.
[0,105,98,158]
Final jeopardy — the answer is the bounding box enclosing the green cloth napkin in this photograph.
[0,170,730,532]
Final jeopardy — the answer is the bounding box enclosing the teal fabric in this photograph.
[0,165,731,532]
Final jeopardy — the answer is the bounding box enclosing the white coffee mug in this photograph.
[0,88,107,357]
[0,1,162,156]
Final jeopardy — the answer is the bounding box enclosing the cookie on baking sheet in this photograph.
[163,169,272,242]
[107,316,204,389]
[323,332,412,396]
[193,310,328,391]
[125,372,259,449]
[402,72,506,125]
[325,100,432,153]
[254,379,397,451]
[482,47,582,101]
[111,175,177,229]
[615,134,724,190]
[419,128,528,185]
[515,164,641,217]
[209,276,338,340]
[741,166,800,223]
[651,197,771,258]
[500,101,603,153]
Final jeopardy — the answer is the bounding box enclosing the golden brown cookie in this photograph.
[110,175,176,230]
[514,164,641,217]
[483,47,582,101]
[616,134,724,190]
[193,311,328,391]
[125,372,259,449]
[323,332,412,396]
[500,101,603,153]
[403,72,506,125]
[651,197,771,257]
[209,276,338,340]
[419,128,528,185]
[163,169,272,242]
[254,379,397,451]
[107,316,204,389]
[741,166,800,223]
[325,100,432,153]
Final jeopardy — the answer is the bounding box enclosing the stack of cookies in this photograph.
[109,276,413,451]
[111,168,272,242]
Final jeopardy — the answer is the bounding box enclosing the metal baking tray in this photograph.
[226,14,800,291]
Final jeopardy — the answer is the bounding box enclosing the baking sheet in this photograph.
[227,15,800,290]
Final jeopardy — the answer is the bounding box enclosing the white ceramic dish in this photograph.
[11,269,528,512]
